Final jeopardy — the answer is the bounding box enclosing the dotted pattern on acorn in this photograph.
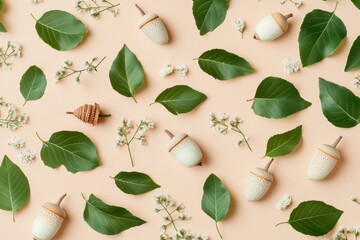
[141,18,169,44]
[39,208,64,225]
[171,137,191,154]
[308,150,337,180]
[246,173,272,200]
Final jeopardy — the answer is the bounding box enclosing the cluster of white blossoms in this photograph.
[282,59,301,74]
[74,0,120,18]
[116,118,154,147]
[160,63,189,78]
[8,136,36,164]
[0,97,27,131]
[233,18,246,38]
[154,194,208,240]
[8,136,25,149]
[280,0,302,8]
[327,226,360,240]
[353,74,360,88]
[0,41,22,70]
[29,0,43,4]
[275,194,292,210]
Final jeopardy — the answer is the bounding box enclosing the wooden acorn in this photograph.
[308,136,342,180]
[245,159,274,201]
[135,4,169,45]
[32,194,67,240]
[66,103,111,125]
[254,13,293,41]
[165,130,202,167]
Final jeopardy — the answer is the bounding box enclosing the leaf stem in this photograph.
[215,221,223,239]
[30,13,37,21]
[333,1,339,13]
[275,221,287,227]
[35,132,45,143]
[246,98,254,102]
[81,192,87,201]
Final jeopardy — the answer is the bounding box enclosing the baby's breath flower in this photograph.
[234,18,246,38]
[276,194,292,210]
[175,64,188,77]
[160,64,174,78]
[282,59,301,74]
[0,98,27,131]
[8,136,25,149]
[75,0,120,18]
[353,75,360,88]
[17,149,36,164]
[0,41,22,70]
[160,63,189,78]
[29,0,43,4]
[280,0,302,8]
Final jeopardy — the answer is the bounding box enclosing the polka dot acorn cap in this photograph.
[42,194,67,219]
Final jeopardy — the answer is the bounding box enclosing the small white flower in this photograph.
[276,194,292,210]
[175,64,188,77]
[29,0,43,4]
[234,18,246,37]
[351,196,358,201]
[17,149,36,164]
[353,75,360,88]
[294,0,302,8]
[160,64,174,78]
[8,136,25,149]
[282,59,301,74]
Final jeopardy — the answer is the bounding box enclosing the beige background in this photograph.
[1,0,360,239]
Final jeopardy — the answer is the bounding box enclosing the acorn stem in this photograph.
[264,158,274,171]
[247,98,254,102]
[135,4,145,16]
[99,114,111,118]
[56,194,67,206]
[331,136,343,148]
[165,129,174,138]
[66,112,73,115]
[284,13,293,19]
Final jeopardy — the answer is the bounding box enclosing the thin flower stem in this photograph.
[96,3,120,14]
[124,134,134,167]
[160,202,178,232]
[233,126,252,151]
[129,123,142,144]
[215,222,223,239]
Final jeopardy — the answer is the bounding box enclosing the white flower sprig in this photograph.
[234,18,246,38]
[282,59,301,74]
[115,118,154,167]
[280,0,302,8]
[351,196,360,205]
[353,75,360,88]
[160,63,189,78]
[208,112,252,151]
[155,194,208,240]
[332,226,360,240]
[54,57,106,85]
[276,194,292,210]
[7,136,36,164]
[29,0,43,4]
[8,136,25,149]
[75,0,120,18]
[0,41,22,70]
[0,97,27,131]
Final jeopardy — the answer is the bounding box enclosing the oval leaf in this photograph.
[192,0,227,35]
[299,8,347,67]
[0,155,30,221]
[265,125,302,158]
[197,49,255,80]
[319,78,360,128]
[38,131,100,174]
[278,200,343,236]
[251,77,311,119]
[352,0,360,10]
[113,171,160,195]
[83,194,146,235]
[202,173,230,222]
[20,65,47,106]
[154,85,207,115]
[345,36,360,72]
[0,22,6,33]
[33,10,87,51]
[109,44,144,102]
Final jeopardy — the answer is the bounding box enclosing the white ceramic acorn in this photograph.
[245,159,274,201]
[165,130,202,167]
[254,13,293,41]
[308,136,342,181]
[136,4,169,45]
[32,194,67,240]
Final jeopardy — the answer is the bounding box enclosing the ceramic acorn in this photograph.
[165,130,202,167]
[32,194,67,240]
[308,136,342,181]
[245,159,274,201]
[254,13,293,41]
[66,103,111,125]
[135,4,169,45]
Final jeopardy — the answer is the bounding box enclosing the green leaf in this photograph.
[251,77,312,119]
[0,0,3,11]
[33,10,87,51]
[153,85,207,115]
[277,200,343,236]
[0,22,6,32]
[37,131,100,174]
[299,7,347,67]
[0,155,30,221]
[197,49,255,80]
[192,0,227,35]
[351,0,360,10]
[109,44,144,102]
[319,78,360,128]
[202,173,230,239]
[83,193,146,235]
[113,171,160,195]
[345,36,360,72]
[20,66,47,106]
[265,125,302,158]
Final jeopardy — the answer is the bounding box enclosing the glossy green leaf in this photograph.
[345,36,360,71]
[83,194,146,235]
[0,22,6,32]
[109,44,144,102]
[0,0,3,10]
[197,49,255,80]
[193,0,227,35]
[202,174,230,239]
[351,0,360,10]
[33,10,87,51]
[299,7,347,67]
[20,66,47,106]
[251,77,311,119]
[113,171,160,195]
[0,155,30,221]
[277,200,343,236]
[319,78,360,128]
[37,131,100,174]
[153,85,207,115]
[265,125,302,158]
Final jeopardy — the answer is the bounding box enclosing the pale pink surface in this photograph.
[0,0,359,239]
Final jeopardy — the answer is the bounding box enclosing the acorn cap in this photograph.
[250,167,274,182]
[272,12,293,33]
[318,136,342,160]
[165,130,188,152]
[138,12,159,29]
[42,194,67,219]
